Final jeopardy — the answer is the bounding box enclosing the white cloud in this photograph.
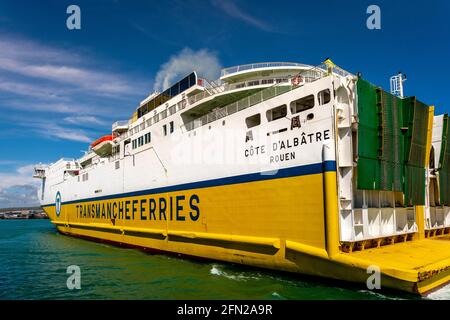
[11,117,94,143]
[0,36,81,64]
[0,34,148,143]
[64,116,106,126]
[0,184,39,208]
[153,48,222,91]
[0,35,147,207]
[0,164,54,208]
[0,164,40,193]
[16,164,36,176]
[0,78,62,99]
[211,0,273,32]
[33,123,93,143]
[2,99,91,115]
[0,160,20,165]
[0,55,133,96]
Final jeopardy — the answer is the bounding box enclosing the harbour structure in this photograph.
[34,60,450,295]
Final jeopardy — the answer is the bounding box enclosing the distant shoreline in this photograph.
[0,206,42,213]
[0,207,48,220]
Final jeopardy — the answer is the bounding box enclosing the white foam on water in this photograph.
[209,264,259,281]
[426,283,450,300]
[358,289,403,300]
[210,265,223,276]
[271,292,285,299]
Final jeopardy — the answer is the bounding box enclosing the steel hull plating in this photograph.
[43,168,450,295]
[36,66,450,296]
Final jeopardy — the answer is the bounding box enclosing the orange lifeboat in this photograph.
[90,134,115,157]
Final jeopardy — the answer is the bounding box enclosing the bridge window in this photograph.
[266,105,287,122]
[318,89,331,105]
[246,114,261,128]
[290,95,314,114]
[169,121,174,133]
[179,77,189,92]
[163,124,167,136]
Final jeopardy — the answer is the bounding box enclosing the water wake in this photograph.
[210,265,259,281]
[426,284,450,300]
[357,289,403,300]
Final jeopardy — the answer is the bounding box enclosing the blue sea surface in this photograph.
[0,220,448,300]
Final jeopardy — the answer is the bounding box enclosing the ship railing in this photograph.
[112,120,129,131]
[65,162,81,171]
[183,83,292,132]
[33,164,47,177]
[34,164,47,170]
[316,62,353,78]
[188,79,225,105]
[220,62,309,77]
[188,89,214,105]
[183,63,342,132]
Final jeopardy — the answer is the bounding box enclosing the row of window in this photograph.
[131,118,176,151]
[234,78,289,89]
[129,100,186,137]
[132,132,151,149]
[245,89,331,129]
[137,72,196,118]
[77,172,89,182]
[163,121,174,136]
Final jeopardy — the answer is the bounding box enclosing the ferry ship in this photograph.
[34,60,450,295]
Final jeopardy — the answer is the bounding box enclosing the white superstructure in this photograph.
[36,62,338,204]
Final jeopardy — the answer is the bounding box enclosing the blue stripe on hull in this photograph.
[42,160,337,207]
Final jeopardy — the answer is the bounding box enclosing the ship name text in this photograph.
[75,194,200,222]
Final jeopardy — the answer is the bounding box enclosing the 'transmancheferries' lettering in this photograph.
[245,129,331,164]
[75,194,200,222]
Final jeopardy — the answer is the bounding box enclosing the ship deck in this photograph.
[333,236,450,294]
[347,236,450,270]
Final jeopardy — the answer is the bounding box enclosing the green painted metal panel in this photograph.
[439,114,448,170]
[357,79,379,160]
[439,115,450,205]
[356,79,380,190]
[401,97,429,206]
[356,79,404,192]
[377,89,404,192]
[356,79,429,206]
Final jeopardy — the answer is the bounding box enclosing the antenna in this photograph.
[390,72,407,98]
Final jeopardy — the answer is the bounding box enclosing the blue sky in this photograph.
[0,0,449,207]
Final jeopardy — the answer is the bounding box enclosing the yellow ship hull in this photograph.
[42,165,450,296]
